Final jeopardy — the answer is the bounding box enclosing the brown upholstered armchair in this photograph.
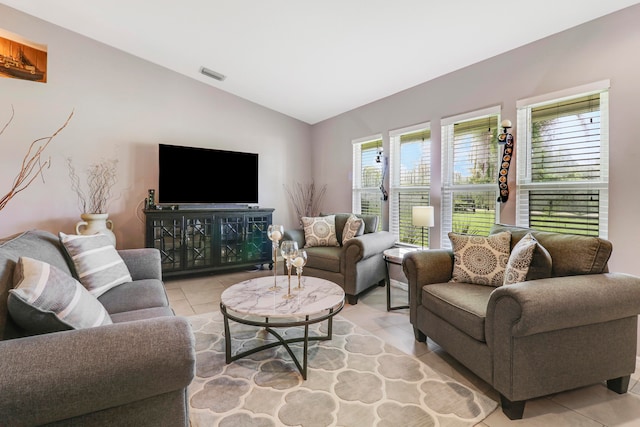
[284,213,396,304]
[403,224,640,419]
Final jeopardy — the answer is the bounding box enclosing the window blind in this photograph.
[352,137,383,228]
[389,126,430,245]
[441,107,500,248]
[516,83,609,238]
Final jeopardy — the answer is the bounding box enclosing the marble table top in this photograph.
[221,275,344,318]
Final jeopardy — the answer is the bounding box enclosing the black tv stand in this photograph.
[144,207,274,278]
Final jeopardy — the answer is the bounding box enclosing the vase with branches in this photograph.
[67,157,119,245]
[284,181,327,226]
[67,157,118,214]
[0,106,74,212]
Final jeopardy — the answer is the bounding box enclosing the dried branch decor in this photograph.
[284,181,327,225]
[0,106,74,212]
[67,157,118,214]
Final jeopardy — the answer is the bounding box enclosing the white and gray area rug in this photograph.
[188,311,497,426]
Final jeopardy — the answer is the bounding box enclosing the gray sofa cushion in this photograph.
[110,306,175,323]
[98,279,169,314]
[422,282,493,342]
[491,224,611,276]
[303,247,341,273]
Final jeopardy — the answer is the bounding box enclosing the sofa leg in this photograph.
[413,327,426,342]
[500,395,525,420]
[346,294,358,305]
[607,375,630,394]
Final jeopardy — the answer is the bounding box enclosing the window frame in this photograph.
[389,122,431,247]
[352,135,384,225]
[515,80,610,238]
[441,106,501,248]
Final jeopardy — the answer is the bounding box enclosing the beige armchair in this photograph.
[403,224,640,419]
[284,213,396,304]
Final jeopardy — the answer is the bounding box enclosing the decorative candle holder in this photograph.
[280,240,298,300]
[292,249,307,290]
[267,224,284,291]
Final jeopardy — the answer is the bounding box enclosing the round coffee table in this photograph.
[220,275,345,379]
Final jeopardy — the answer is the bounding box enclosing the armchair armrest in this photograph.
[0,316,195,425]
[343,231,396,264]
[118,248,162,280]
[403,249,454,324]
[486,273,640,348]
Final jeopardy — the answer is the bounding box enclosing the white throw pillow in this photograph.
[59,232,132,297]
[8,257,112,333]
[301,215,340,248]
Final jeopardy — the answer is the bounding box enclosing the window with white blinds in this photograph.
[389,124,430,246]
[441,107,500,248]
[352,136,384,229]
[516,81,609,237]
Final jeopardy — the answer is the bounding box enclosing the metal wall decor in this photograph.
[497,120,514,203]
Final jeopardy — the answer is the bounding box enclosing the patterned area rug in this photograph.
[188,311,497,426]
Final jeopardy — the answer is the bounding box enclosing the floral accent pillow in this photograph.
[449,231,511,287]
[503,232,538,285]
[342,214,364,244]
[302,215,339,248]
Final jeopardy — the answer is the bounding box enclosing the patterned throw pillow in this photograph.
[8,257,112,333]
[59,232,132,297]
[342,214,364,244]
[503,232,538,285]
[449,231,511,287]
[302,215,339,248]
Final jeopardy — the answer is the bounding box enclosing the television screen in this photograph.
[158,144,258,205]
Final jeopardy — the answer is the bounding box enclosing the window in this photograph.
[441,107,500,248]
[352,136,384,227]
[389,123,431,246]
[516,81,609,237]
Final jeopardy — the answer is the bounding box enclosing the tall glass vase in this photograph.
[267,225,284,291]
[280,240,298,299]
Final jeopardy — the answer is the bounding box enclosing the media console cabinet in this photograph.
[144,208,274,278]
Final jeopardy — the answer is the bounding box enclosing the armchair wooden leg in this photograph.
[500,395,526,420]
[607,375,630,394]
[413,327,426,342]
[346,294,358,305]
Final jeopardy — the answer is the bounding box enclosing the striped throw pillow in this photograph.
[59,232,132,297]
[8,256,112,333]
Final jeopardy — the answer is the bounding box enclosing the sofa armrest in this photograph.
[118,248,162,280]
[283,229,306,249]
[343,231,396,264]
[0,316,195,425]
[486,273,640,348]
[402,249,454,325]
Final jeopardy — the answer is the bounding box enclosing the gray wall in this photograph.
[311,4,640,356]
[0,5,312,249]
[312,4,640,273]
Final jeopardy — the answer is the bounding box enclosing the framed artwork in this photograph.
[0,28,47,83]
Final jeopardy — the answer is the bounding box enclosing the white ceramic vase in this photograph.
[75,213,116,246]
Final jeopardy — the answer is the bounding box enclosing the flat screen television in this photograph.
[158,144,258,205]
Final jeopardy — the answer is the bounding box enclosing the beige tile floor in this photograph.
[165,267,640,426]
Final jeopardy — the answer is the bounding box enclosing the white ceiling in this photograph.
[2,0,639,124]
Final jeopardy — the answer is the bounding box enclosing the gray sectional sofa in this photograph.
[284,213,396,304]
[403,224,640,420]
[0,230,195,426]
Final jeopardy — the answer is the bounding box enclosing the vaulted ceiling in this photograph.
[1,1,639,124]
